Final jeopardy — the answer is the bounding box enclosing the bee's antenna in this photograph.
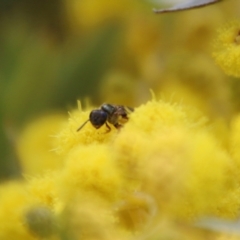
[76,119,90,132]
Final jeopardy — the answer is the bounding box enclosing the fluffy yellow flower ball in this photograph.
[26,172,59,209]
[0,181,61,239]
[57,144,126,203]
[0,181,35,240]
[17,114,67,175]
[11,97,240,239]
[212,21,240,77]
[59,192,127,240]
[229,114,240,180]
[65,0,135,31]
[113,99,239,219]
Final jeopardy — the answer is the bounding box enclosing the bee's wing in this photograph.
[124,106,134,114]
[112,106,134,121]
[153,0,222,13]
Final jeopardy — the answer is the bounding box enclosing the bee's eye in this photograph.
[89,110,108,129]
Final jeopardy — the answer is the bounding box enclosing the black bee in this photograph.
[77,103,134,132]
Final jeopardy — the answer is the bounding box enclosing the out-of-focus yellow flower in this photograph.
[113,99,239,219]
[99,71,138,106]
[214,233,240,240]
[212,21,240,77]
[115,191,157,231]
[57,144,125,203]
[26,172,59,209]
[8,98,240,239]
[158,81,209,117]
[17,114,67,175]
[157,81,231,147]
[125,13,162,59]
[59,192,127,240]
[229,114,240,175]
[156,53,231,121]
[172,8,224,52]
[0,181,35,240]
[0,181,61,240]
[65,0,136,31]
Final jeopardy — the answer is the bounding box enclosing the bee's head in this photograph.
[89,109,108,129]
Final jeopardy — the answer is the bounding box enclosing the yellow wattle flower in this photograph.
[17,114,67,175]
[113,99,240,219]
[229,114,240,182]
[59,192,126,240]
[0,181,35,240]
[26,172,59,209]
[57,144,125,203]
[65,0,135,31]
[212,21,240,77]
[4,97,240,239]
[0,180,61,239]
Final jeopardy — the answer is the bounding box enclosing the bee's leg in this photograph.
[105,122,111,132]
[120,114,128,120]
[114,123,123,129]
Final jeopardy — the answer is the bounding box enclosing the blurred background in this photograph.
[0,0,239,180]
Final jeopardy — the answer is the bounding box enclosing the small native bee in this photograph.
[77,104,134,132]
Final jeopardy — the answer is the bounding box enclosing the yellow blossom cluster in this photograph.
[2,0,240,239]
[17,114,67,175]
[213,21,240,77]
[2,97,240,239]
